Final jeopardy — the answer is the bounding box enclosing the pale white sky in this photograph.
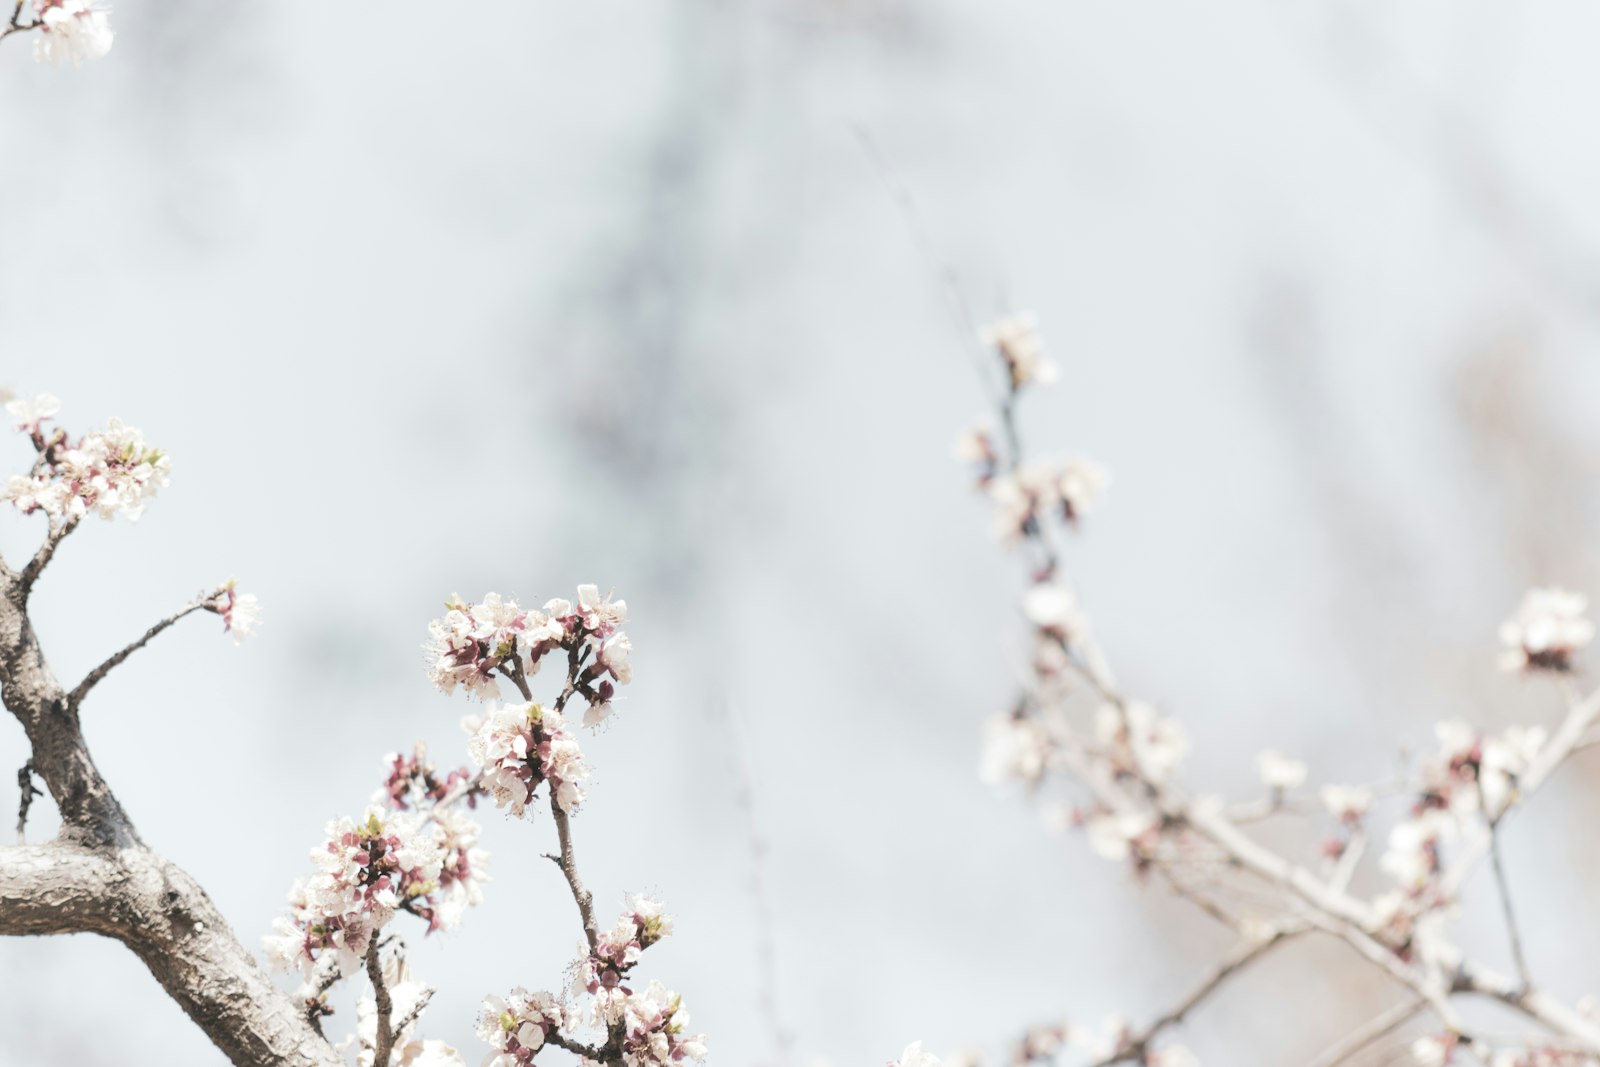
[3,2,1600,1065]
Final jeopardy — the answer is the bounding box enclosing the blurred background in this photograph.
[3,1,1600,1063]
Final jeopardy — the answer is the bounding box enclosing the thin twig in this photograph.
[1304,997,1427,1067]
[68,600,209,710]
[1475,775,1531,991]
[1092,926,1303,1065]
[550,791,599,955]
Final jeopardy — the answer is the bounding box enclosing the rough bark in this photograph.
[0,567,340,1066]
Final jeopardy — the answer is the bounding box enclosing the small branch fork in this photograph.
[501,642,616,1062]
[977,354,1600,1059]
[0,1,41,43]
[0,522,340,1063]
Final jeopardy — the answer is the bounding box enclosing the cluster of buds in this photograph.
[264,807,453,979]
[28,0,114,66]
[1498,587,1594,673]
[1,393,170,523]
[476,988,575,1067]
[423,585,631,724]
[205,579,261,645]
[617,980,708,1067]
[580,896,675,1023]
[464,702,590,816]
[378,742,479,812]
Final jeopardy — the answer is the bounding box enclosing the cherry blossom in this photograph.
[1256,749,1307,791]
[31,0,113,66]
[3,414,170,522]
[4,391,59,433]
[463,701,590,816]
[263,807,446,980]
[980,314,1058,391]
[207,579,261,644]
[1095,702,1189,783]
[580,896,676,1025]
[1320,784,1373,824]
[619,981,707,1067]
[891,1042,944,1067]
[1498,587,1594,673]
[477,987,573,1067]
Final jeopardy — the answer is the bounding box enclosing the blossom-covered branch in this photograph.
[896,316,1600,1067]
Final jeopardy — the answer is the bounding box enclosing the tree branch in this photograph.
[19,516,79,594]
[365,939,396,1067]
[0,843,342,1065]
[68,599,208,710]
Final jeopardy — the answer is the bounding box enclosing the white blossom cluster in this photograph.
[463,701,590,816]
[616,980,708,1067]
[30,0,113,66]
[477,987,575,1067]
[423,585,631,725]
[579,895,676,1024]
[263,806,484,980]
[1,393,170,522]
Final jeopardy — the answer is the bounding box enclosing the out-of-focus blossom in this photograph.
[980,713,1052,787]
[4,392,59,432]
[32,1,113,66]
[1096,702,1188,783]
[981,314,1058,391]
[1498,587,1594,673]
[1256,750,1307,791]
[1320,784,1372,824]
[892,1042,944,1067]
